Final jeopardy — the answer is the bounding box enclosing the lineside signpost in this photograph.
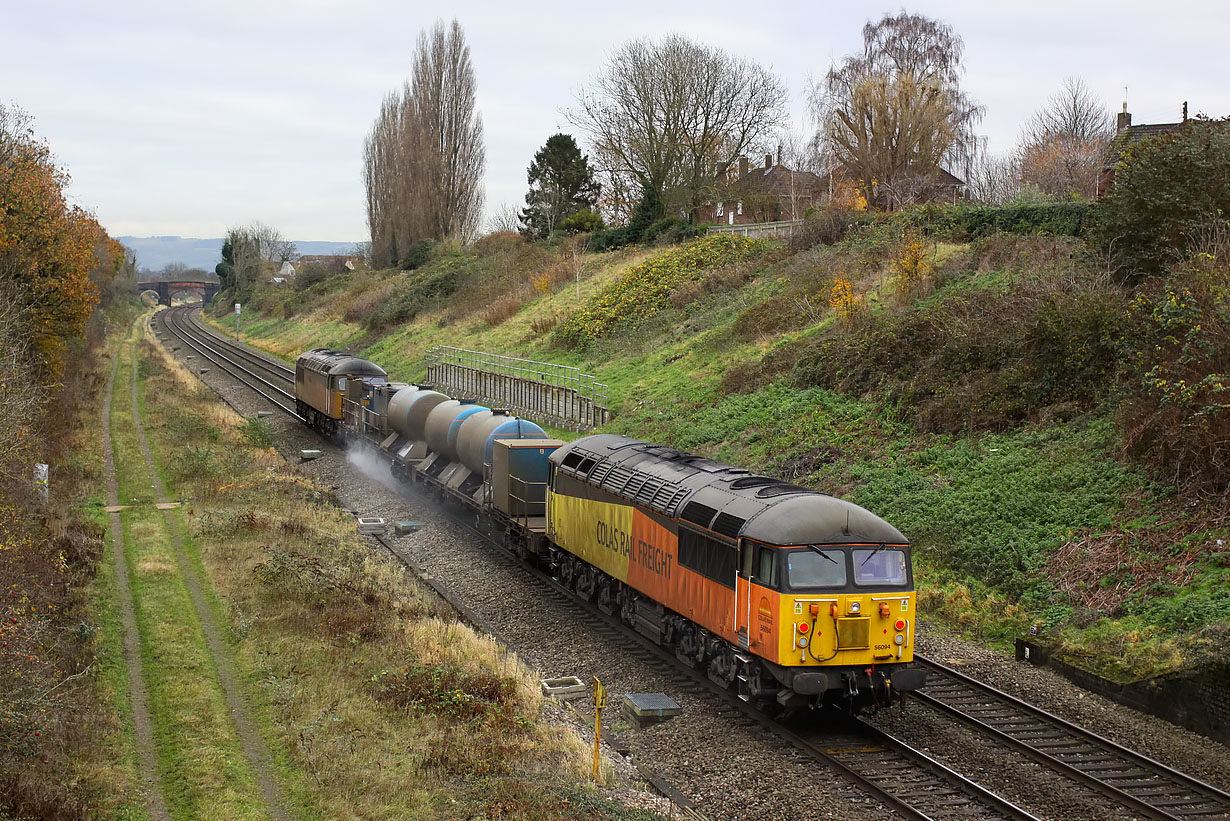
[234,302,241,341]
[592,677,605,780]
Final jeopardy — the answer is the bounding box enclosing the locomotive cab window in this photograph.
[756,546,779,587]
[738,543,781,590]
[337,377,347,390]
[786,547,847,589]
[853,547,908,587]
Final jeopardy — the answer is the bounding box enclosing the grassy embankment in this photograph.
[211,219,1228,683]
[121,313,658,820]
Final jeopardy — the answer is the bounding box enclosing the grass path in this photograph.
[101,325,171,821]
[107,315,291,819]
[128,319,291,820]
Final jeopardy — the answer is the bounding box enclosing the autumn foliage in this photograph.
[1,104,134,816]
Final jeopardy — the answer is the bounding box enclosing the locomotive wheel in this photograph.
[574,566,595,600]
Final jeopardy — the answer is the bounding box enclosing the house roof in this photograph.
[1105,121,1184,168]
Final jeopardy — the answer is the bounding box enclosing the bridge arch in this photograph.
[136,280,219,307]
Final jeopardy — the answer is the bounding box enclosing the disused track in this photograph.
[157,304,1230,820]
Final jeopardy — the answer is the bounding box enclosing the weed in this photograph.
[240,417,274,449]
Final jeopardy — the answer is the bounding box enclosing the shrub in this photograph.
[1117,243,1230,492]
[399,239,436,270]
[554,234,767,348]
[790,207,860,251]
[893,202,1092,241]
[1097,118,1230,276]
[560,210,603,233]
[366,262,464,328]
[794,265,1129,431]
[240,417,274,449]
[890,234,935,292]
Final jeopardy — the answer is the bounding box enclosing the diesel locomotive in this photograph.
[295,347,924,711]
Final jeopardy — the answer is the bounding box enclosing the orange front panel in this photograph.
[734,578,781,662]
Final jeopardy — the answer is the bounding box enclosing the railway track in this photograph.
[156,306,1230,820]
[908,657,1230,819]
[154,307,300,417]
[370,523,1037,821]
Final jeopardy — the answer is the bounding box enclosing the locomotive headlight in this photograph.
[848,601,860,613]
[797,636,808,648]
[894,634,905,645]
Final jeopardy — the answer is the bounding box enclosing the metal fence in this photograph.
[707,219,803,239]
[424,346,612,431]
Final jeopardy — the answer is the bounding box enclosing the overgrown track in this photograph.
[155,307,300,418]
[910,657,1230,819]
[160,306,1229,820]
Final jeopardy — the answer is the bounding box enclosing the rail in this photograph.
[707,219,802,239]
[424,346,611,431]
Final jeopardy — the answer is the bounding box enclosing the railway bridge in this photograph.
[137,279,219,306]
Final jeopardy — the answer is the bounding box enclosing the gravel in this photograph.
[160,318,1230,821]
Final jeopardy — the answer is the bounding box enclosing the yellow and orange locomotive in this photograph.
[294,350,924,711]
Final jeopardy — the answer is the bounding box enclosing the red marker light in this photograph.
[797,622,810,634]
[894,619,906,631]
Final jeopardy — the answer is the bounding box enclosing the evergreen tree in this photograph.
[519,134,600,239]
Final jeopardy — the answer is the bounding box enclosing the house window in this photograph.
[728,212,734,225]
[716,202,724,217]
[737,201,743,215]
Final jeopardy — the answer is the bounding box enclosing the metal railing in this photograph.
[707,219,803,239]
[425,346,611,431]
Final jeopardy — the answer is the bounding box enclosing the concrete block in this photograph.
[199,368,209,374]
[357,517,386,536]
[299,449,323,461]
[393,520,425,535]
[622,693,681,728]
[541,676,587,701]
[256,410,273,418]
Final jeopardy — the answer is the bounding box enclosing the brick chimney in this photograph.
[764,154,773,170]
[738,155,749,178]
[1117,102,1132,132]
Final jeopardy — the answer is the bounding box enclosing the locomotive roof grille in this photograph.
[712,512,746,539]
[551,434,905,544]
[681,501,718,528]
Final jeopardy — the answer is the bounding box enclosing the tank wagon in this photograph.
[293,350,924,711]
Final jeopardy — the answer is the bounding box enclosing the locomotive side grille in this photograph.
[596,465,635,495]
[588,461,616,484]
[681,502,718,528]
[711,512,745,539]
[836,617,870,649]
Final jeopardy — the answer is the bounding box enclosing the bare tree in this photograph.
[486,201,521,234]
[571,34,787,220]
[363,19,485,266]
[965,142,1021,204]
[814,12,984,210]
[776,127,824,220]
[1017,77,1113,200]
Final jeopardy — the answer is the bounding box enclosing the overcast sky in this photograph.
[4,0,1227,243]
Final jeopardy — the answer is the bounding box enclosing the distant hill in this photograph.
[118,236,360,273]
